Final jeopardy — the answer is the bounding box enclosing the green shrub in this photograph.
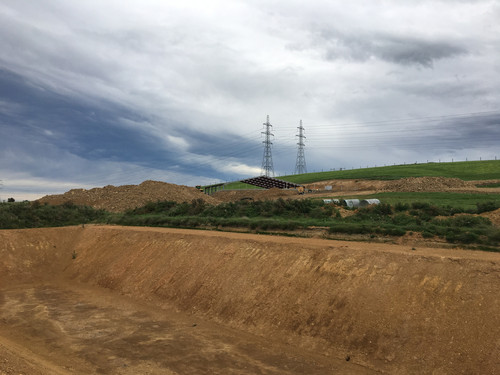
[411,202,430,210]
[374,203,393,216]
[394,202,410,212]
[476,201,500,214]
[391,213,416,226]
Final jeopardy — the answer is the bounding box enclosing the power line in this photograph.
[274,109,500,130]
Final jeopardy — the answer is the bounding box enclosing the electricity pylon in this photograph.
[294,120,307,174]
[261,115,275,177]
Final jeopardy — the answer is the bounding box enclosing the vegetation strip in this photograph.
[2,196,499,250]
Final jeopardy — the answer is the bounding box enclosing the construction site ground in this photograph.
[3,178,498,374]
[1,226,499,374]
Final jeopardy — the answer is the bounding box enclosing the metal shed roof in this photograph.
[240,176,303,190]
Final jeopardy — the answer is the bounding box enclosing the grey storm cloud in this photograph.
[314,29,467,68]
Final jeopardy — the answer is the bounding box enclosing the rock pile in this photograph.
[37,180,220,212]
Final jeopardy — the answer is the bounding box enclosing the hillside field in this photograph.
[282,159,500,184]
[222,160,500,189]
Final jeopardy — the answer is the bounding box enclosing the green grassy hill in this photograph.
[280,160,500,184]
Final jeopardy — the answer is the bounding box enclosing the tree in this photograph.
[7,197,15,202]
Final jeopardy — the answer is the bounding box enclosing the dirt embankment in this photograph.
[1,226,498,374]
[305,176,499,193]
[37,180,220,212]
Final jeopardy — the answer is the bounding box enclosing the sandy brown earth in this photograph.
[1,226,499,374]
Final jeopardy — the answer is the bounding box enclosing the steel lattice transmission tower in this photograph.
[261,115,275,177]
[294,120,307,174]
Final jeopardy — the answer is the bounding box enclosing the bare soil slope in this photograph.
[37,180,220,212]
[1,226,499,374]
[305,177,498,193]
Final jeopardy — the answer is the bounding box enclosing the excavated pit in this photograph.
[0,225,499,374]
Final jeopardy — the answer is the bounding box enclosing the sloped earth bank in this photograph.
[1,227,499,374]
[304,177,500,193]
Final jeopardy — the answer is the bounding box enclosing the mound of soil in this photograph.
[382,177,475,192]
[37,180,220,212]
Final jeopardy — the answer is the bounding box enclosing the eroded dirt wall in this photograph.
[0,227,81,283]
[1,226,499,374]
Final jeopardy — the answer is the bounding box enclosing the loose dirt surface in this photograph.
[1,226,499,374]
[37,180,220,212]
[1,283,366,375]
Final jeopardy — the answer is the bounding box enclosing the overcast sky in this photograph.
[1,0,499,200]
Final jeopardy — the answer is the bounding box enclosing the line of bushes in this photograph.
[118,198,500,247]
[126,198,338,219]
[0,201,107,229]
[114,214,306,231]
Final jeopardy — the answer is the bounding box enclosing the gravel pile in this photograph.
[37,180,220,212]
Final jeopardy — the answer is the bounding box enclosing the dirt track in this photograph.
[1,226,499,374]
